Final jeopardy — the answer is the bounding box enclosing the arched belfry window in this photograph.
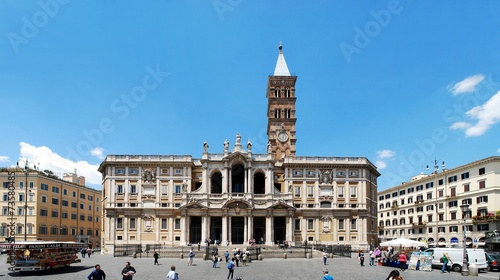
[274,109,281,118]
[211,172,222,194]
[285,87,291,97]
[275,88,281,98]
[254,172,265,194]
[232,164,245,193]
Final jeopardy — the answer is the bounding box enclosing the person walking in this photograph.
[322,268,334,280]
[121,261,136,280]
[88,264,106,280]
[188,250,195,266]
[440,252,453,273]
[166,265,179,280]
[398,251,407,271]
[225,250,230,262]
[359,250,365,266]
[227,258,235,279]
[323,251,328,265]
[212,253,219,268]
[369,250,375,266]
[153,251,159,265]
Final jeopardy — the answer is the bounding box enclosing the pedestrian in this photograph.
[87,248,92,258]
[242,251,247,266]
[121,261,136,280]
[166,265,179,280]
[398,251,407,271]
[225,250,230,262]
[188,250,195,266]
[323,250,328,265]
[235,251,240,267]
[153,251,159,265]
[81,248,86,258]
[213,254,218,268]
[369,250,375,266]
[385,269,403,280]
[226,240,229,249]
[227,258,235,279]
[360,250,365,266]
[322,268,334,280]
[197,242,201,251]
[88,264,106,280]
[440,252,453,273]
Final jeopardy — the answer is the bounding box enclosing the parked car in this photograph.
[92,247,101,252]
[486,252,500,271]
[0,248,8,254]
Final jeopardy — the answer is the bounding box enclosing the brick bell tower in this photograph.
[266,43,297,160]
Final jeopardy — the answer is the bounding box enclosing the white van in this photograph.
[424,247,488,272]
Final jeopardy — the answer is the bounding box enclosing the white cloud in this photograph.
[450,92,500,137]
[450,122,471,130]
[497,148,500,154]
[376,160,388,170]
[377,149,396,159]
[18,142,101,188]
[90,147,105,160]
[0,156,9,162]
[448,74,485,95]
[375,149,395,170]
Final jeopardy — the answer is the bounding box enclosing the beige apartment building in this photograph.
[0,168,101,247]
[98,45,380,253]
[378,156,500,246]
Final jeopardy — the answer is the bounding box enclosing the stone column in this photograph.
[180,213,187,245]
[243,216,248,244]
[286,211,293,243]
[201,215,207,243]
[222,212,228,245]
[247,212,253,241]
[265,213,272,245]
[228,216,232,243]
[169,217,174,244]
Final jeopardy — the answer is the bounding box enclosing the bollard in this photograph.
[203,253,207,260]
[468,263,479,276]
[133,253,137,258]
[283,253,287,259]
[180,253,184,259]
[258,254,263,261]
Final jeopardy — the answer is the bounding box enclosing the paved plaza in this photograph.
[0,253,498,280]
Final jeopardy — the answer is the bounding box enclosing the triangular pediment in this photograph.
[268,200,294,210]
[179,200,208,209]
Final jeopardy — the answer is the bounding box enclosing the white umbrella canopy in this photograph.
[380,238,428,248]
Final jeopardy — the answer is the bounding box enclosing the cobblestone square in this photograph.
[1,253,498,280]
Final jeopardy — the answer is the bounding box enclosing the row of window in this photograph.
[38,209,98,222]
[1,182,98,202]
[379,167,486,201]
[115,184,182,194]
[380,224,490,236]
[294,186,357,197]
[0,226,98,237]
[115,168,184,175]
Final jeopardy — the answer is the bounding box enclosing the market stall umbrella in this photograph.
[380,238,428,248]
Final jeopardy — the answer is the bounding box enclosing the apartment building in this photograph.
[378,156,500,246]
[0,168,102,247]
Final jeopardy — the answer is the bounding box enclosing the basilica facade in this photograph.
[98,45,380,253]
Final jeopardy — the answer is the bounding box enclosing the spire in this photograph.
[273,42,291,76]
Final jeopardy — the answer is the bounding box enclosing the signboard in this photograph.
[450,237,459,244]
[408,252,432,271]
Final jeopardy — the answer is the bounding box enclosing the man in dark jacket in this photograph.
[88,264,106,280]
[121,262,136,280]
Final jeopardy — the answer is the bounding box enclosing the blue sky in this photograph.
[1,0,499,190]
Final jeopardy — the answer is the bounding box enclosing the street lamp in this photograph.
[460,203,470,276]
[17,159,38,241]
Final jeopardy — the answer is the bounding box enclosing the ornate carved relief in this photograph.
[322,216,332,233]
[319,170,332,185]
[142,169,156,183]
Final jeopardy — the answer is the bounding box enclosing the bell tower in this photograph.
[266,43,297,160]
